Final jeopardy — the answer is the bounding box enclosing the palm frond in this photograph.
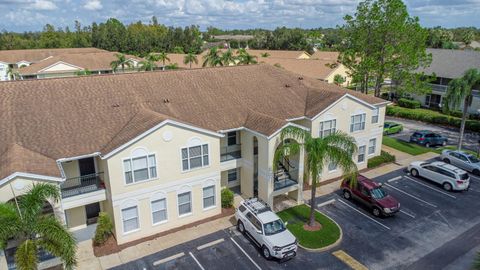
[0,203,22,248]
[19,183,60,222]
[15,239,38,270]
[279,126,311,143]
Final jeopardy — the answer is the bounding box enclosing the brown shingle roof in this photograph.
[259,58,338,80]
[310,51,339,61]
[0,48,106,64]
[0,64,384,180]
[246,49,311,59]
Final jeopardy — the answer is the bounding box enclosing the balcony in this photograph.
[220,144,242,162]
[60,172,105,199]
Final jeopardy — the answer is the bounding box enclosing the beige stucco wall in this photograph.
[325,64,352,86]
[0,177,59,203]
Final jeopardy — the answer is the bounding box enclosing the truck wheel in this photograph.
[425,142,431,148]
[343,190,352,200]
[411,168,419,177]
[473,169,480,176]
[262,246,271,259]
[237,221,245,234]
[442,141,447,146]
[443,182,453,191]
[443,158,450,164]
[372,207,381,217]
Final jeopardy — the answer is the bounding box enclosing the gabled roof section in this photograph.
[244,110,288,137]
[0,48,106,64]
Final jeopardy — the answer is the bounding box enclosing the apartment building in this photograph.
[0,64,386,267]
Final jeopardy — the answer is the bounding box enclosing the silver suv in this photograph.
[235,198,297,260]
[408,161,470,191]
[441,150,480,176]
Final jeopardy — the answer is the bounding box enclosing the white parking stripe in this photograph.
[317,199,336,207]
[153,252,185,266]
[388,176,402,183]
[337,199,391,230]
[400,210,415,219]
[384,183,437,208]
[404,176,457,199]
[196,238,225,250]
[230,238,262,270]
[189,252,205,270]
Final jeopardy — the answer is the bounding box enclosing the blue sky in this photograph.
[0,0,479,32]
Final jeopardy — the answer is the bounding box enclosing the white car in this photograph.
[235,198,297,260]
[408,161,470,191]
[441,150,480,176]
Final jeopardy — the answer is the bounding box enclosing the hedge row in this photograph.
[397,98,421,109]
[387,106,480,132]
[368,150,396,168]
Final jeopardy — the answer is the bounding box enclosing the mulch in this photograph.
[93,207,235,257]
[303,221,322,232]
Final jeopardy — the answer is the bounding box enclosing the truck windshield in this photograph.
[264,219,286,236]
[371,187,387,200]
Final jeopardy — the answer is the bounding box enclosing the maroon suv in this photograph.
[341,175,400,217]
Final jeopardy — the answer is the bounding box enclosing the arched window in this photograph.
[123,147,157,184]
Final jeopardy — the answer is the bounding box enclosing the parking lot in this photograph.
[112,161,480,270]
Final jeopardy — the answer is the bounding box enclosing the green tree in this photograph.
[273,127,357,226]
[260,52,270,57]
[0,183,77,270]
[74,69,92,76]
[443,68,480,150]
[339,0,430,97]
[92,18,127,52]
[473,252,480,270]
[139,53,160,71]
[333,74,346,86]
[462,30,475,46]
[110,53,133,73]
[202,47,223,67]
[221,49,237,66]
[173,46,185,54]
[157,52,170,70]
[183,52,198,69]
[6,66,19,80]
[237,49,257,65]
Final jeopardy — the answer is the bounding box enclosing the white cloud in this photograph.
[31,0,57,10]
[84,0,102,11]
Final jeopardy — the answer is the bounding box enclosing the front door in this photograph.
[85,202,101,225]
[79,157,96,176]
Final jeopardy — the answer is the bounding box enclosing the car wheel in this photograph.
[442,141,447,146]
[262,246,271,259]
[411,168,419,177]
[237,221,245,234]
[425,142,431,148]
[343,190,352,200]
[473,169,480,176]
[372,207,381,217]
[443,158,450,164]
[443,182,453,191]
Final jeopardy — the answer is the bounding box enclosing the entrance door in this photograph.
[79,157,96,176]
[85,202,101,225]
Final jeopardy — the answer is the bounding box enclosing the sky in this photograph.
[0,0,479,32]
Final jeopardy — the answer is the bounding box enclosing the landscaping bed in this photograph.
[368,150,396,168]
[277,204,341,249]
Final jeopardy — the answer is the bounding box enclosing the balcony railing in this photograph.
[220,144,242,162]
[429,83,447,93]
[60,172,105,198]
[274,178,298,191]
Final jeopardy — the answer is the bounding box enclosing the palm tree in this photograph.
[473,252,480,270]
[139,53,160,71]
[273,127,358,227]
[7,66,19,80]
[183,52,198,69]
[443,68,480,150]
[157,52,170,70]
[110,53,133,73]
[221,49,237,66]
[202,47,223,67]
[237,49,257,65]
[0,183,77,270]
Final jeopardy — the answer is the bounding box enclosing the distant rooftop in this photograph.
[417,48,480,79]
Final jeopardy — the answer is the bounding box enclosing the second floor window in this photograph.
[372,108,379,124]
[227,132,237,146]
[182,144,209,171]
[350,113,366,132]
[319,119,336,138]
[123,154,157,184]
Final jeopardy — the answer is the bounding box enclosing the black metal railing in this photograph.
[60,172,105,198]
[220,144,242,162]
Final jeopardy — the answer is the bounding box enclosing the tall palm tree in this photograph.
[443,68,480,150]
[183,52,198,69]
[7,66,19,80]
[237,49,257,65]
[157,52,170,70]
[139,53,160,71]
[110,53,133,73]
[202,47,223,67]
[0,183,77,270]
[221,49,237,66]
[273,127,358,226]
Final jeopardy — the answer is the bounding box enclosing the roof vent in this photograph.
[112,103,120,108]
[298,77,303,80]
[163,98,170,104]
[285,84,291,88]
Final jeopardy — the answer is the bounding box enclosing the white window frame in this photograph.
[227,169,238,182]
[371,108,379,124]
[121,205,139,234]
[358,145,366,163]
[350,113,366,132]
[368,138,376,155]
[319,119,337,138]
[151,197,168,226]
[202,185,216,210]
[177,190,192,218]
[181,143,210,172]
[122,152,157,185]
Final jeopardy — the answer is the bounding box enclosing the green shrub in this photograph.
[93,212,113,246]
[397,98,421,109]
[368,150,396,168]
[221,188,234,208]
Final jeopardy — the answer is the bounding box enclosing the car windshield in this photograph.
[468,155,480,163]
[370,187,387,200]
[263,219,286,236]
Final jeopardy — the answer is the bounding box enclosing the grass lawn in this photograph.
[382,136,431,156]
[277,204,340,249]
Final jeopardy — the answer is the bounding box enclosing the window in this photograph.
[227,169,238,182]
[182,144,209,171]
[350,113,366,132]
[319,119,336,138]
[123,154,157,184]
[227,132,237,146]
[368,139,376,155]
[358,145,366,163]
[246,212,262,232]
[151,199,167,224]
[178,192,192,216]
[122,206,139,233]
[203,186,216,209]
[372,108,379,124]
[328,163,337,172]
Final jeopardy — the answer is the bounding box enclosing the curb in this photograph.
[297,207,343,253]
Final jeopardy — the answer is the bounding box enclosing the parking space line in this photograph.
[153,252,185,266]
[196,238,225,250]
[189,252,205,270]
[337,199,391,230]
[404,176,457,199]
[388,176,402,183]
[332,250,369,270]
[384,183,437,208]
[399,210,415,219]
[317,199,336,208]
[230,237,262,270]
